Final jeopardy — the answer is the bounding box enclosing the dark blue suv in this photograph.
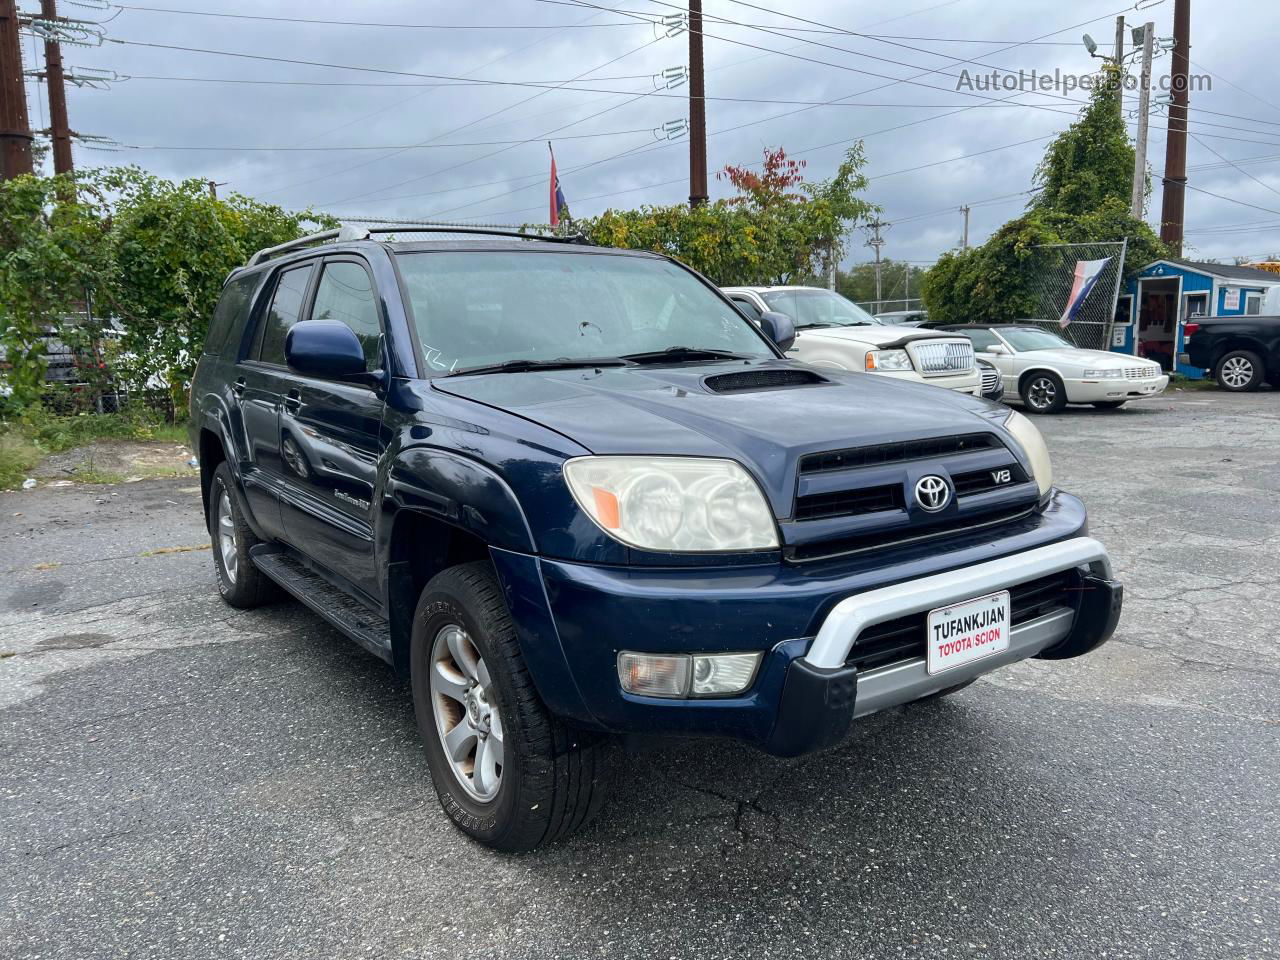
[190,226,1122,851]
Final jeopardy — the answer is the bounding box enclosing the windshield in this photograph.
[395,250,775,373]
[1000,327,1074,351]
[759,289,880,329]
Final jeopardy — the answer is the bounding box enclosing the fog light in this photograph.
[617,651,762,698]
[618,652,689,698]
[691,653,762,695]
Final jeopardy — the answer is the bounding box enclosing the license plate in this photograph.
[926,590,1010,675]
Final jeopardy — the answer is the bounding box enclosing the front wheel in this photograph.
[1020,371,1068,414]
[208,462,276,608]
[1216,350,1264,391]
[411,562,616,851]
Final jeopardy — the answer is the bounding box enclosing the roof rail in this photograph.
[244,222,590,268]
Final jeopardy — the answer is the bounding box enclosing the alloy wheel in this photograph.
[1221,356,1254,389]
[430,624,504,802]
[216,489,238,583]
[1027,376,1057,411]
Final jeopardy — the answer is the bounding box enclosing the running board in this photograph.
[250,547,392,663]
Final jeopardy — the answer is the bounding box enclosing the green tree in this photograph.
[836,259,929,307]
[922,68,1167,325]
[99,167,332,409]
[0,174,113,409]
[577,145,874,285]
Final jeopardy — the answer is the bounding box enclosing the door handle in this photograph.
[284,389,302,412]
[232,377,246,396]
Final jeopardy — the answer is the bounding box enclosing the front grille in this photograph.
[788,505,1035,562]
[912,340,974,375]
[795,484,903,521]
[1123,366,1161,379]
[979,364,1001,392]
[844,569,1079,671]
[800,433,1001,475]
[704,369,828,393]
[951,463,1028,497]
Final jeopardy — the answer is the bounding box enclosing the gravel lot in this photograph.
[2,390,1277,960]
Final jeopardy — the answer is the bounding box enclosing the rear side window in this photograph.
[310,261,382,369]
[205,272,259,355]
[255,264,314,365]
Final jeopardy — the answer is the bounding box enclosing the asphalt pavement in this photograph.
[2,389,1277,959]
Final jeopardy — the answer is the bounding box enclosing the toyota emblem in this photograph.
[914,475,951,512]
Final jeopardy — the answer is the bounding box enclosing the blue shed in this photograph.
[1110,259,1280,377]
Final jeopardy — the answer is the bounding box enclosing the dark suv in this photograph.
[190,226,1122,851]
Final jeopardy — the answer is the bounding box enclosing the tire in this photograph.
[914,677,978,704]
[1091,400,1127,410]
[1215,350,1264,391]
[208,462,276,608]
[411,562,616,851]
[1020,371,1068,414]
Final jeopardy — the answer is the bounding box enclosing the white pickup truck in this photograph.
[722,286,982,396]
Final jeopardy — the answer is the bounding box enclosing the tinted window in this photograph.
[395,251,773,373]
[956,327,1002,351]
[206,272,259,356]
[311,261,382,369]
[730,296,763,320]
[256,265,314,365]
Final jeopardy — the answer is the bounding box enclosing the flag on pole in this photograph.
[549,142,568,226]
[1058,257,1112,328]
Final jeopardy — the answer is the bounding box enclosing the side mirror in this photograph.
[758,310,796,352]
[984,344,1009,356]
[286,320,377,383]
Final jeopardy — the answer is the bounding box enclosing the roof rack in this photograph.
[244,223,590,268]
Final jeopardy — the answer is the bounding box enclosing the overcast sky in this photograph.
[22,0,1280,277]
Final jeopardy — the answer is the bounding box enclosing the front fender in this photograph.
[384,445,537,554]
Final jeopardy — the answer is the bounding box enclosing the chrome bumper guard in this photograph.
[803,536,1113,671]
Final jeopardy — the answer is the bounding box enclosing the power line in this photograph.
[1188,133,1280,200]
[120,126,660,152]
[111,5,644,29]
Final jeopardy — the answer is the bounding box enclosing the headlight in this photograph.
[1002,410,1053,497]
[865,349,913,372]
[1082,368,1123,379]
[563,456,779,552]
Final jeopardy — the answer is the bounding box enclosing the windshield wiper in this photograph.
[448,357,630,377]
[795,322,840,329]
[619,346,754,364]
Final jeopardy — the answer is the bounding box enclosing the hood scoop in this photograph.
[703,368,830,394]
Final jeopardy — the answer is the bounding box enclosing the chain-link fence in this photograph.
[1024,240,1128,350]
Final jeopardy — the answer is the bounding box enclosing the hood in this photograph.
[431,360,1000,513]
[798,324,963,348]
[1018,347,1135,366]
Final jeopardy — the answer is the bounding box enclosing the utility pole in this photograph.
[904,263,910,308]
[959,205,970,250]
[865,217,887,312]
[39,0,71,175]
[0,0,34,179]
[1130,22,1155,219]
[687,0,707,207]
[1159,0,1190,254]
[1113,15,1126,111]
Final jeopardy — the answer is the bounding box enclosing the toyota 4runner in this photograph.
[191,226,1122,851]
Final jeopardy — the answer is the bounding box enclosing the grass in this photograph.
[0,407,190,491]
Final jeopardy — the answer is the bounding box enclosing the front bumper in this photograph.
[873,368,983,395]
[490,491,1121,756]
[1066,374,1169,403]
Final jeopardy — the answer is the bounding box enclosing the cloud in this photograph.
[29,0,1279,266]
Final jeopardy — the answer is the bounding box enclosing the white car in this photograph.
[722,286,982,395]
[941,324,1169,414]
